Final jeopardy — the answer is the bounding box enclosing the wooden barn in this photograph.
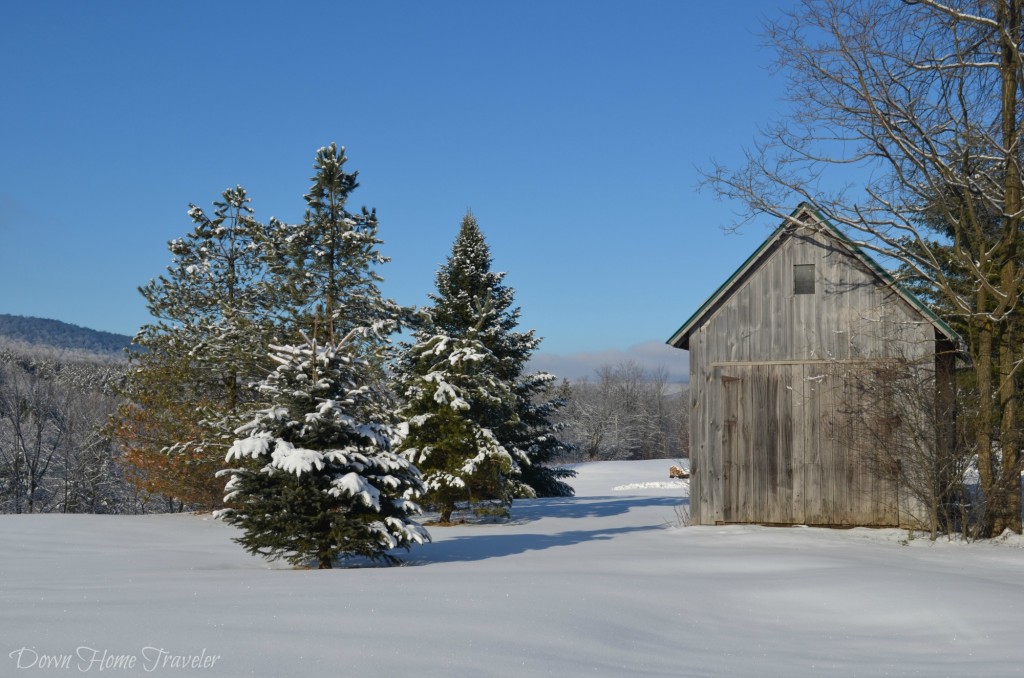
[668,205,958,528]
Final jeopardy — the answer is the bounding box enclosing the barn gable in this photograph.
[668,205,957,352]
[669,205,957,528]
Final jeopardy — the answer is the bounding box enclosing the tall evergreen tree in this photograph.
[120,144,412,514]
[218,332,429,568]
[435,213,574,496]
[117,187,274,508]
[398,213,574,514]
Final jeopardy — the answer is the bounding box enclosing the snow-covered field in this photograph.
[3,460,1023,677]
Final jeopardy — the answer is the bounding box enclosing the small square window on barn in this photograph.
[794,264,815,295]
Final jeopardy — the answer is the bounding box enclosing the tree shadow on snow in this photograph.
[508,495,686,524]
[404,524,663,565]
[400,494,690,565]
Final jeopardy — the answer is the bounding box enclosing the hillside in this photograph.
[0,314,133,356]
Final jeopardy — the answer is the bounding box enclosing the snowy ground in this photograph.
[2,460,1023,677]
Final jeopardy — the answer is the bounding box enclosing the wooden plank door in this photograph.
[720,365,797,524]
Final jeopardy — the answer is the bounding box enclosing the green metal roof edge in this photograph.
[665,211,792,348]
[666,203,961,348]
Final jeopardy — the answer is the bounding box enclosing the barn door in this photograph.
[719,365,796,524]
[720,363,899,527]
[798,363,899,527]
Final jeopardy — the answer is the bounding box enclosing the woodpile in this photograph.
[669,465,690,479]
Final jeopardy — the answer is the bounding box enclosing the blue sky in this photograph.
[1,1,795,380]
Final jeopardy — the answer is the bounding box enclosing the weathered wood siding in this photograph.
[688,224,936,527]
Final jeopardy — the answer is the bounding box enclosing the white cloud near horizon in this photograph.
[528,340,688,383]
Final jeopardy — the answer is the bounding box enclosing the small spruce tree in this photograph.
[218,332,429,568]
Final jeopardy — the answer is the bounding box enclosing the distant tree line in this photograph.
[555,362,688,463]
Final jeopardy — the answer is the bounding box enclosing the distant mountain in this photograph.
[0,314,134,356]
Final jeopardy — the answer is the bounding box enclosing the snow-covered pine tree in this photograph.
[218,331,429,568]
[267,144,407,348]
[423,213,575,498]
[397,319,531,523]
[118,187,275,508]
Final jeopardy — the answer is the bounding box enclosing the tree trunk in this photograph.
[977,315,997,536]
[994,0,1023,534]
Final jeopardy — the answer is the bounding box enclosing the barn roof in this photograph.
[666,204,959,350]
